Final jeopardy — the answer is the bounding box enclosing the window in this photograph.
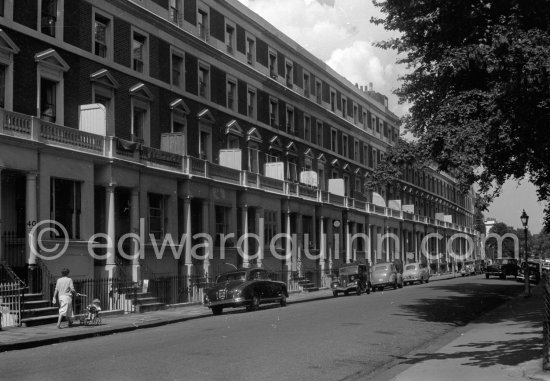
[383,121,388,137]
[375,117,380,133]
[227,134,239,149]
[331,129,338,153]
[0,0,4,17]
[304,115,311,142]
[303,72,310,97]
[316,121,323,147]
[269,98,278,127]
[198,9,209,40]
[341,98,347,118]
[94,13,110,58]
[342,134,348,157]
[41,0,58,37]
[248,142,260,173]
[264,210,277,245]
[171,52,184,88]
[36,49,69,125]
[285,60,293,88]
[40,78,57,122]
[286,106,294,134]
[363,112,368,130]
[287,157,298,182]
[132,31,147,73]
[199,129,211,160]
[353,104,358,124]
[268,51,277,78]
[132,106,146,143]
[247,88,256,118]
[226,78,236,111]
[215,205,230,246]
[355,178,362,193]
[169,0,182,26]
[354,140,359,162]
[330,90,336,112]
[198,64,209,99]
[225,23,235,54]
[315,80,322,104]
[318,164,325,191]
[148,193,166,239]
[246,37,255,65]
[362,145,367,165]
[50,178,81,239]
[343,174,350,196]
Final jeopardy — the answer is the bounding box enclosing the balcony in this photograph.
[0,108,476,236]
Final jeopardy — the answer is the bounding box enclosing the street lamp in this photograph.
[520,209,530,297]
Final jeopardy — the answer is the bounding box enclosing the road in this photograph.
[0,276,523,381]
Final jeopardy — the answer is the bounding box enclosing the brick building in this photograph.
[0,0,476,291]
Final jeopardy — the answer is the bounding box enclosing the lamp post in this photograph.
[520,209,530,297]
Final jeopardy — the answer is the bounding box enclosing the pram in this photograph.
[79,298,102,326]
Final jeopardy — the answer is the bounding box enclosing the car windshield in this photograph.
[405,265,417,271]
[216,272,246,283]
[374,265,389,271]
[340,267,359,275]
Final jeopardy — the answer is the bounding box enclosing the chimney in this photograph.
[369,82,373,91]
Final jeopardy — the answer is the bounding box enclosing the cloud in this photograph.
[237,0,408,115]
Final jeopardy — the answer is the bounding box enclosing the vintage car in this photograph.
[485,257,518,279]
[203,268,288,315]
[331,262,371,296]
[460,261,476,276]
[403,262,429,285]
[517,261,541,284]
[370,261,403,291]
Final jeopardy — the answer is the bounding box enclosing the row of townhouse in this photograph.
[0,0,477,291]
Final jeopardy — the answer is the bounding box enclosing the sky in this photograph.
[237,0,547,234]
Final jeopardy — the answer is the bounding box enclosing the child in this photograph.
[86,298,102,321]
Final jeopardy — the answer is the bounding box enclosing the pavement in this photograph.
[1,273,549,381]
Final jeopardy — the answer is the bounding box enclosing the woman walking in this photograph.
[52,268,76,328]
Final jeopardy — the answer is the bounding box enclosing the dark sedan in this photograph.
[203,268,288,315]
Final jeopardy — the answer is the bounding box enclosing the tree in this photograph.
[473,208,486,234]
[372,0,550,231]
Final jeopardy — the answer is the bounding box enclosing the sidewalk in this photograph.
[382,283,550,381]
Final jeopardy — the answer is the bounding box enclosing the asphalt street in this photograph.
[0,276,524,381]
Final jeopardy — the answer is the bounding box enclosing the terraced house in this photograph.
[0,0,477,306]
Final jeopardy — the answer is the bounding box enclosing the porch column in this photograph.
[255,207,264,268]
[183,197,192,277]
[295,212,302,276]
[105,184,116,279]
[351,222,358,262]
[345,220,351,263]
[130,189,140,283]
[384,226,391,262]
[319,216,325,273]
[241,205,249,268]
[202,199,210,276]
[435,229,440,274]
[284,211,291,272]
[367,224,373,265]
[25,172,38,267]
[326,219,334,273]
[0,168,3,263]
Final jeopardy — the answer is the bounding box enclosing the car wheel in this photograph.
[333,291,338,297]
[280,294,287,307]
[393,280,398,290]
[499,274,506,280]
[344,291,349,296]
[356,285,362,296]
[485,273,489,279]
[425,278,429,283]
[212,306,223,316]
[366,284,371,295]
[379,287,384,292]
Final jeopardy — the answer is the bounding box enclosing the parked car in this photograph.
[517,261,541,284]
[461,261,476,276]
[331,262,371,296]
[203,268,288,315]
[485,258,518,279]
[371,262,403,291]
[403,262,429,285]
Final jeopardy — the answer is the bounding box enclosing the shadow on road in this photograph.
[390,280,543,368]
[394,281,528,326]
